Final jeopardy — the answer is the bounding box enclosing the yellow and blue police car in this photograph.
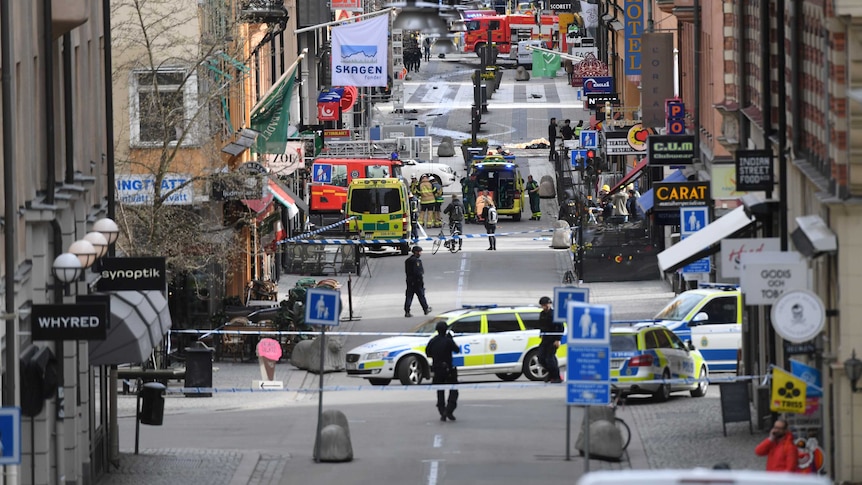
[611,322,709,401]
[345,305,567,385]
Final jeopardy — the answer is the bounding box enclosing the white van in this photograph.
[516,40,544,70]
[577,469,830,485]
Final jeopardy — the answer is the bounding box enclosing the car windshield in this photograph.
[611,334,638,352]
[349,188,402,213]
[653,292,706,321]
[412,317,448,334]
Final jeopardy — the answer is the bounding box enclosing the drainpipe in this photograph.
[693,0,701,163]
[49,221,65,485]
[64,34,74,184]
[44,0,57,205]
[2,9,22,485]
[103,0,116,243]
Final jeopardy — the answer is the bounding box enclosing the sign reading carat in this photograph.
[652,181,710,211]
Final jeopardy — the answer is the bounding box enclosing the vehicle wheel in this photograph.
[396,355,424,385]
[400,243,409,255]
[654,369,672,402]
[475,43,486,57]
[368,378,391,386]
[690,365,708,398]
[496,372,521,381]
[512,213,521,221]
[522,349,547,381]
[615,417,632,450]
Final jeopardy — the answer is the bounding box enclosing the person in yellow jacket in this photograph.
[432,179,445,227]
[418,176,436,227]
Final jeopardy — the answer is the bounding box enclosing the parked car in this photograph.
[653,283,742,372]
[578,469,829,485]
[399,158,457,187]
[345,305,566,385]
[611,322,709,401]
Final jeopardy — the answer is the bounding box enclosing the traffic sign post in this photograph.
[305,288,341,463]
[564,301,611,470]
[0,407,21,465]
[579,130,598,149]
[680,207,711,274]
[553,287,589,323]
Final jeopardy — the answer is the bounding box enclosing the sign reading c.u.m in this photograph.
[624,0,644,76]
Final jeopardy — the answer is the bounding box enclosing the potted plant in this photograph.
[461,138,489,163]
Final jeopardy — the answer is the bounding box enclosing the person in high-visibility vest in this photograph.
[574,120,584,140]
[432,179,445,227]
[419,176,436,227]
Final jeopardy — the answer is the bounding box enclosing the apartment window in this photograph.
[129,68,199,147]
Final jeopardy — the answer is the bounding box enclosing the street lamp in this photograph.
[52,252,83,284]
[84,231,108,258]
[844,350,862,393]
[68,239,97,269]
[93,217,119,245]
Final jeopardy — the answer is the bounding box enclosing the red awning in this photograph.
[609,157,649,195]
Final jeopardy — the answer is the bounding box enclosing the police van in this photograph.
[652,283,742,372]
[345,178,412,255]
[468,155,526,221]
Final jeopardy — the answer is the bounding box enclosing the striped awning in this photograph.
[267,176,308,219]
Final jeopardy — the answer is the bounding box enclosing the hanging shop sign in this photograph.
[95,257,167,292]
[735,149,774,191]
[605,131,641,155]
[647,135,695,165]
[32,303,109,341]
[652,181,710,211]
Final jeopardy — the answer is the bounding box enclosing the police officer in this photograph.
[526,175,541,220]
[425,320,460,421]
[538,296,563,383]
[404,246,431,317]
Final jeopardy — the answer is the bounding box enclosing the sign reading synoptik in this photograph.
[652,181,710,211]
[95,257,166,291]
[647,135,695,166]
[32,303,108,341]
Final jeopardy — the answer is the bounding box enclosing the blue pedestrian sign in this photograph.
[570,149,588,168]
[566,302,610,345]
[579,130,598,149]
[567,382,611,406]
[312,163,332,184]
[305,288,341,326]
[566,346,610,381]
[680,206,709,235]
[0,407,21,465]
[553,287,590,323]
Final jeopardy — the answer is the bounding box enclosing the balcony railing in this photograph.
[239,0,289,24]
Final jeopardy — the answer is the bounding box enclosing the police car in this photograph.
[611,322,709,401]
[653,283,742,372]
[345,305,566,385]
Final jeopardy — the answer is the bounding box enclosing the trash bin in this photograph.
[184,344,214,397]
[139,382,166,426]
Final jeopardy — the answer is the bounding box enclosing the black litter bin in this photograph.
[139,382,166,426]
[184,344,214,397]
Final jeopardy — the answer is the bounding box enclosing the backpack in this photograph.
[487,206,498,224]
[452,204,464,221]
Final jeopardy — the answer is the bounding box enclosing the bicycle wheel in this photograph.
[615,417,631,450]
[432,238,442,254]
[448,234,459,253]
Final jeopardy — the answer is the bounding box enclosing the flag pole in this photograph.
[294,7,395,34]
[249,48,308,116]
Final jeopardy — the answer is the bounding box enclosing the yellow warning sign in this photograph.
[771,367,807,414]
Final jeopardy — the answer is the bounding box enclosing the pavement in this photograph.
[96,56,768,484]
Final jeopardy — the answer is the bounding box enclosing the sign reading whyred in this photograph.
[32,303,108,341]
[95,257,166,291]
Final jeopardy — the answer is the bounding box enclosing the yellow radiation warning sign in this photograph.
[771,367,807,414]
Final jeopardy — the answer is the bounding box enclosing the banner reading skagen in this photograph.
[331,14,388,87]
[648,134,695,165]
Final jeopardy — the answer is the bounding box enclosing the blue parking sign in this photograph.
[566,302,610,345]
[0,407,21,465]
[553,287,589,323]
[305,288,341,326]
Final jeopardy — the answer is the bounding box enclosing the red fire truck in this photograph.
[463,14,558,55]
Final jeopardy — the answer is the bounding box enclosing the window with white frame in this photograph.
[129,68,199,147]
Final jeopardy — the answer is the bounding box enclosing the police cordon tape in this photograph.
[278,227,557,246]
[155,374,764,395]
[169,329,565,338]
[282,217,356,243]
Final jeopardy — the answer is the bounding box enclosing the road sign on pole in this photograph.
[553,287,589,323]
[0,407,21,465]
[580,130,598,149]
[566,301,611,406]
[305,288,342,326]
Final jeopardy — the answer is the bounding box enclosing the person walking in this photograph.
[755,418,799,472]
[423,36,432,62]
[425,321,460,421]
[526,175,541,220]
[482,199,498,250]
[548,117,558,161]
[560,119,574,141]
[404,246,432,317]
[538,296,563,382]
[443,195,465,250]
[418,176,436,227]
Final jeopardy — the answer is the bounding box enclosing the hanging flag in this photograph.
[532,50,561,78]
[250,57,303,154]
[331,14,389,87]
[790,359,823,398]
[770,366,807,414]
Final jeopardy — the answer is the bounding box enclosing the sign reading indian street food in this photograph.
[647,135,695,166]
[735,149,774,191]
[652,181,710,211]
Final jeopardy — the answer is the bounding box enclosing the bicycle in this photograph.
[610,391,632,451]
[432,220,462,254]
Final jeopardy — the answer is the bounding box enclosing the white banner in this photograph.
[331,14,389,87]
[739,251,809,306]
[117,173,193,205]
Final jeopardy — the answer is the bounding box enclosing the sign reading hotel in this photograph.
[624,0,644,76]
[652,181,710,211]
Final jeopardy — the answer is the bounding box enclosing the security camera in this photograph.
[791,214,837,258]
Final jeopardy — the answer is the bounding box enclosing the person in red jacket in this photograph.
[755,418,799,472]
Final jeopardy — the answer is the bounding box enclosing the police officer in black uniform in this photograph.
[426,321,460,421]
[538,296,563,383]
[404,246,431,317]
